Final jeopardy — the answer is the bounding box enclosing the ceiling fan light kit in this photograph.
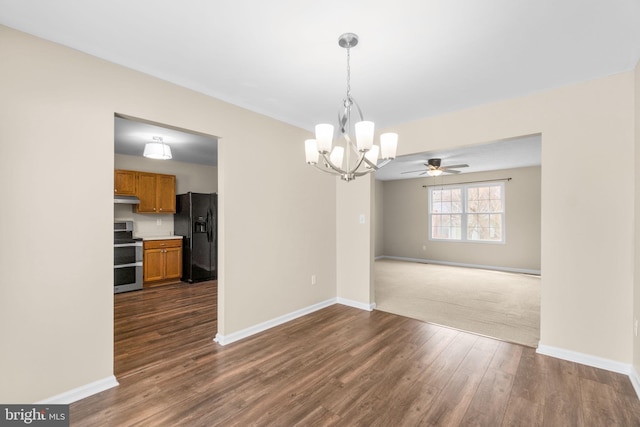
[304,33,398,182]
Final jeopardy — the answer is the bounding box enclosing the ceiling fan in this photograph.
[401,158,469,176]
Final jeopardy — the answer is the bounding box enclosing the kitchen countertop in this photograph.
[135,235,183,241]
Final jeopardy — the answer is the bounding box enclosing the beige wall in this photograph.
[363,72,635,364]
[336,175,375,306]
[379,166,541,272]
[374,180,385,258]
[0,25,336,403]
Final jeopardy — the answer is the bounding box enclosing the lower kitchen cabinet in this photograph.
[143,239,182,287]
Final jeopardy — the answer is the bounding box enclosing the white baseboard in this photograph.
[378,255,541,276]
[337,297,376,311]
[214,298,337,346]
[536,344,631,375]
[37,375,119,404]
[214,296,379,346]
[630,366,640,400]
[537,345,640,400]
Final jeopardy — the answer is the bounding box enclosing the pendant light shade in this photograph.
[143,136,172,160]
[380,133,398,160]
[355,121,374,152]
[305,139,319,164]
[315,124,334,153]
[365,144,380,167]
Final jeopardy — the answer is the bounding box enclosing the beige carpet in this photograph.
[374,259,540,347]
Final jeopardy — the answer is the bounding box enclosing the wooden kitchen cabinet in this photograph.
[136,172,158,213]
[114,170,176,213]
[114,169,137,196]
[156,174,176,213]
[134,172,176,214]
[143,239,182,287]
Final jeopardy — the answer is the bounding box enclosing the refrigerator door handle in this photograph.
[212,210,217,245]
[206,209,213,243]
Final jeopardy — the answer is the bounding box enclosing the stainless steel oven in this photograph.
[114,221,143,293]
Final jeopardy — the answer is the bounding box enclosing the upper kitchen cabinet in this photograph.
[114,169,137,196]
[156,174,176,213]
[135,172,176,214]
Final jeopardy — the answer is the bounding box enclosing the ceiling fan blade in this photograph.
[401,169,427,174]
[442,169,461,174]
[442,164,469,169]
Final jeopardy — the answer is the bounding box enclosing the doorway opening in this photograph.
[113,114,219,377]
[373,135,541,347]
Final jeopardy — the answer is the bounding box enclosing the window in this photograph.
[430,187,462,240]
[429,181,505,243]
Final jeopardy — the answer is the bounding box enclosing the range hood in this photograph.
[114,195,140,204]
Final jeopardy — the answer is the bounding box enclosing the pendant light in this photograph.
[143,136,172,160]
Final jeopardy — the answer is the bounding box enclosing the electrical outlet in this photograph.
[311,275,316,285]
[422,245,426,251]
[156,218,162,226]
[635,319,638,337]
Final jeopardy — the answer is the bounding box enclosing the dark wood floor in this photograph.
[70,281,640,426]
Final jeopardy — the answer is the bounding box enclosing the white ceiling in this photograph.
[114,116,218,166]
[375,134,541,181]
[1,1,638,177]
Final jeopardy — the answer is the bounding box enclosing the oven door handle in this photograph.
[114,262,142,268]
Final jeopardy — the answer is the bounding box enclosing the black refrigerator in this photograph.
[174,192,217,283]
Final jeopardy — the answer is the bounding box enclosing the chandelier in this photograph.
[305,33,398,182]
[143,136,172,160]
